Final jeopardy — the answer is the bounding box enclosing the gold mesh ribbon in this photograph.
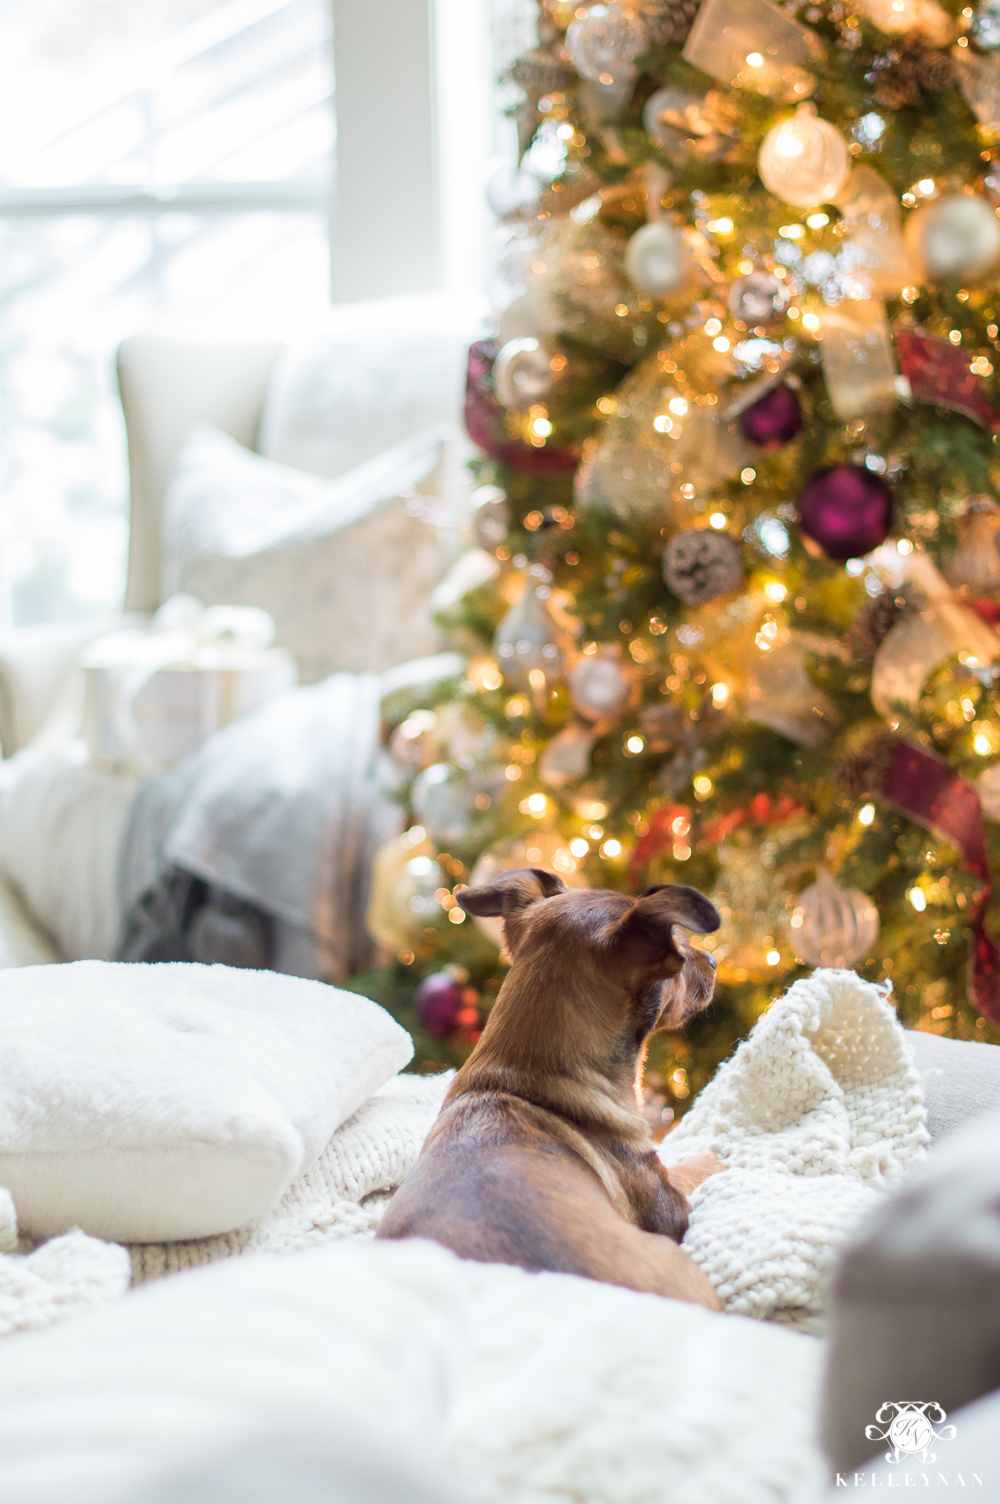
[683,0,824,102]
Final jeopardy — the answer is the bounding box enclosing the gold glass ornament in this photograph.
[787,868,879,969]
[758,104,851,209]
[946,497,1000,597]
[904,193,1000,283]
[468,830,588,951]
[696,590,836,747]
[366,828,444,953]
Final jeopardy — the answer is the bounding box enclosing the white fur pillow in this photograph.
[0,961,412,1243]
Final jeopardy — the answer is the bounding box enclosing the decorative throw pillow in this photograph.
[0,961,412,1243]
[162,424,459,682]
[257,323,471,480]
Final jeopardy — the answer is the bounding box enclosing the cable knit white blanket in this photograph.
[659,968,928,1332]
[0,1190,130,1337]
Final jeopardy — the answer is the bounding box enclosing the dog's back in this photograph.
[377,871,723,1308]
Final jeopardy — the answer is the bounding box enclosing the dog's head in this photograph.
[458,868,719,1038]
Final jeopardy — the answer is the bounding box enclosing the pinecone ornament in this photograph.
[873,46,955,108]
[848,584,925,664]
[506,45,576,161]
[832,728,898,799]
[507,45,576,100]
[638,0,702,46]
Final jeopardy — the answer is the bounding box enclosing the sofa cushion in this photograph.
[0,960,411,1243]
[162,424,457,682]
[821,1108,1000,1473]
[904,1027,1000,1141]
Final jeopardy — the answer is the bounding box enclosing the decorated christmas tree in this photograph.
[358,0,1000,1117]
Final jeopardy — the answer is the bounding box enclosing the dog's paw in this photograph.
[664,1152,726,1200]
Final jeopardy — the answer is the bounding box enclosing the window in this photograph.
[0,0,333,625]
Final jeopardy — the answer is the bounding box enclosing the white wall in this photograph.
[330,0,497,304]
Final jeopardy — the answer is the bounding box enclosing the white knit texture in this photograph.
[0,1237,827,1504]
[127,1070,452,1282]
[659,968,929,1332]
[0,1189,130,1338]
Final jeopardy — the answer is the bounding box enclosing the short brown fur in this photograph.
[377,869,724,1308]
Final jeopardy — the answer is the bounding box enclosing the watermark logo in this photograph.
[865,1402,957,1466]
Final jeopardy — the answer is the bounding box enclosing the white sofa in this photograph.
[0,297,481,968]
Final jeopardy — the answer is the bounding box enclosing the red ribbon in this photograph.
[894,331,1000,431]
[880,739,1000,1025]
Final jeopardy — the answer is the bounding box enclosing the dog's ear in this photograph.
[457,867,566,917]
[611,884,720,978]
[457,868,565,953]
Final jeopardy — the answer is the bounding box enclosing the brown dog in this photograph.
[376,869,724,1309]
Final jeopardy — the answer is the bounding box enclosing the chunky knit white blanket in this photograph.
[0,1190,130,1337]
[659,968,929,1332]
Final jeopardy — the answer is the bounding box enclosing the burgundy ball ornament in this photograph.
[798,465,893,561]
[739,384,802,449]
[414,972,464,1037]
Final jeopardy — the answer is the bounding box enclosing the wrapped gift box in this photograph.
[80,599,297,774]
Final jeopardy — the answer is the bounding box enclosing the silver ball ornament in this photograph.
[728,270,790,327]
[905,193,1000,283]
[566,2,646,85]
[470,485,510,552]
[787,868,879,968]
[492,337,560,411]
[642,85,734,163]
[568,649,634,723]
[623,221,690,299]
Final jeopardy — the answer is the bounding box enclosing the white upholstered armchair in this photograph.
[0,296,481,968]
